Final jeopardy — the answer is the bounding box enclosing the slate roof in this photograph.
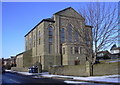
[24,18,55,37]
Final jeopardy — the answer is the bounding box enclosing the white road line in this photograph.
[9,79,20,83]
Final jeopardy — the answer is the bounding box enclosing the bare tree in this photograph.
[78,2,119,64]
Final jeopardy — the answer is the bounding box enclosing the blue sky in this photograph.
[2,2,119,59]
[2,2,87,58]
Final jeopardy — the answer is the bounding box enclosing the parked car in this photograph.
[2,66,5,73]
[28,66,38,73]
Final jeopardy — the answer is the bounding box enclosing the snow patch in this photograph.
[108,60,120,63]
[64,81,87,84]
[17,72,34,75]
[73,75,120,83]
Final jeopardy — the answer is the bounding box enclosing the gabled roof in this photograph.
[24,18,55,37]
[16,52,24,57]
[110,44,117,50]
[54,7,84,19]
[97,50,111,54]
[111,47,120,50]
[54,7,72,15]
[25,7,84,37]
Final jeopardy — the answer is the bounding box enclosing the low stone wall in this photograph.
[49,61,119,76]
[49,64,89,77]
[93,62,119,76]
[11,67,28,72]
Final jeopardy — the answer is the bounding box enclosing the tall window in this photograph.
[63,48,65,54]
[48,26,53,54]
[38,31,40,45]
[79,47,82,54]
[29,37,32,48]
[85,31,89,41]
[48,26,53,43]
[49,44,52,54]
[60,28,65,43]
[68,24,73,42]
[75,32,79,42]
[75,47,79,54]
[70,47,73,54]
[33,35,36,47]
[85,31,90,45]
[25,39,28,50]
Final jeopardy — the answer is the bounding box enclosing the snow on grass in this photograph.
[5,70,36,75]
[17,72,34,75]
[41,74,120,83]
[5,70,17,73]
[41,74,59,77]
[73,75,120,83]
[5,70,13,72]
[64,81,87,84]
[39,72,49,75]
[17,72,49,76]
[108,60,120,63]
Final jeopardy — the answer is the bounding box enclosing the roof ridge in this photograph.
[54,7,72,15]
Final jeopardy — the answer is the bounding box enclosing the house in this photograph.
[10,56,16,67]
[22,7,93,71]
[110,45,120,59]
[3,58,12,69]
[97,50,111,60]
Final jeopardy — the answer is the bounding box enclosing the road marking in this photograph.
[9,79,20,83]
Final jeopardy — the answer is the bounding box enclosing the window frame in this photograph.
[75,47,79,54]
[60,28,65,43]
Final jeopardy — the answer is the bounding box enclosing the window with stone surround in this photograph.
[48,26,53,43]
[70,47,73,54]
[33,35,35,47]
[79,47,82,54]
[63,48,65,54]
[75,31,79,42]
[49,44,52,54]
[48,26,53,54]
[75,47,79,54]
[68,24,73,42]
[60,28,65,43]
[29,37,32,48]
[25,39,28,50]
[38,31,40,45]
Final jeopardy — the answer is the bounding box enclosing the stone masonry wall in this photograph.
[49,61,119,76]
[23,49,32,68]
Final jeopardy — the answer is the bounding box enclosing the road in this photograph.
[2,72,68,85]
[1,72,112,85]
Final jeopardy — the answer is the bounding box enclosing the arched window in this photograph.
[48,26,53,43]
[68,24,73,42]
[75,31,79,42]
[60,28,65,43]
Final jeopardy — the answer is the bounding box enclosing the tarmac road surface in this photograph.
[1,72,113,85]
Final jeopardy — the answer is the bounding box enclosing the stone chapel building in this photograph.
[23,7,93,71]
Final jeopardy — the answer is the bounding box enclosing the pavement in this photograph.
[5,70,120,85]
